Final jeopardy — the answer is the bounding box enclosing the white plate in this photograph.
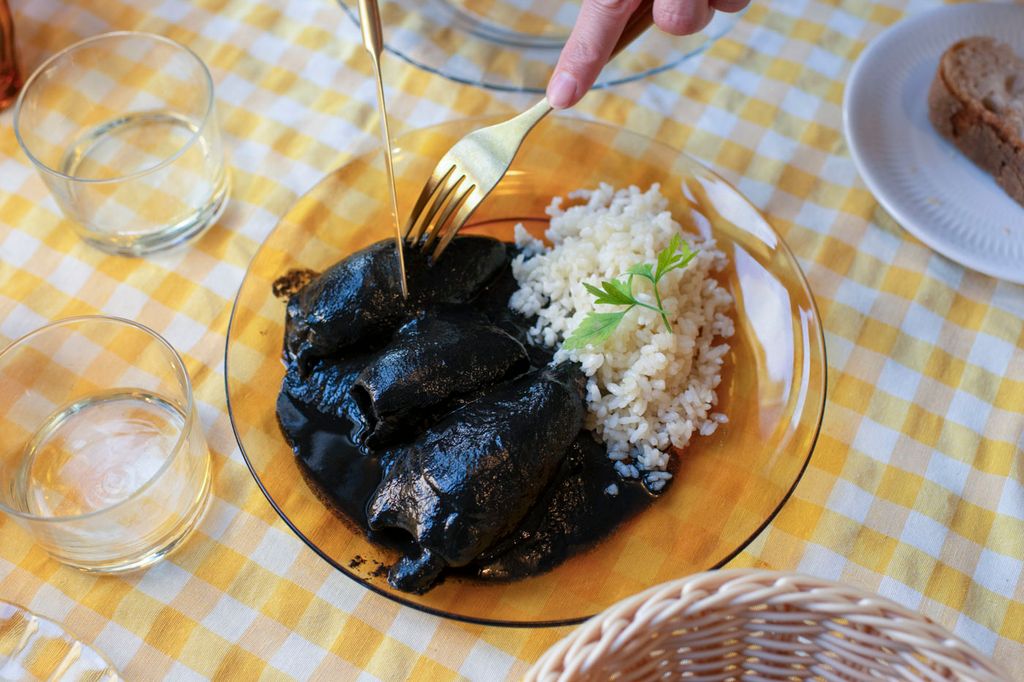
[844,3,1024,283]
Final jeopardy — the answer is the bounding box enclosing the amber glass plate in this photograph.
[225,117,827,627]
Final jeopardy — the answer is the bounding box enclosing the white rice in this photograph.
[509,184,734,490]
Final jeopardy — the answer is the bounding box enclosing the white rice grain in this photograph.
[509,184,733,483]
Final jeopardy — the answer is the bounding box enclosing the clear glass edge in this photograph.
[1,599,122,677]
[12,31,216,185]
[336,1,745,94]
[0,314,196,524]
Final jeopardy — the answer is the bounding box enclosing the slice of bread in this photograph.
[928,36,1024,207]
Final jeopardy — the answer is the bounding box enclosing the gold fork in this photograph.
[405,0,655,260]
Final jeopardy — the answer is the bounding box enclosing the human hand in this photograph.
[546,0,750,108]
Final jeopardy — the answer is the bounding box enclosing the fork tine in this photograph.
[431,189,479,260]
[411,174,464,248]
[403,164,454,243]
[422,182,475,253]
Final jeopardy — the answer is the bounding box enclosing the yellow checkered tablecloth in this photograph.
[0,0,1021,678]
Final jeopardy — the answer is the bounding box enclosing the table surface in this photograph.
[1,0,1022,679]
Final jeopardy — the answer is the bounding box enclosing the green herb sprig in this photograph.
[563,234,697,350]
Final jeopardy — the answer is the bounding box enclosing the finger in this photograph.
[547,0,642,109]
[653,0,715,36]
[709,0,749,13]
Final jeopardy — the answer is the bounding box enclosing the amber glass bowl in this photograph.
[225,117,827,626]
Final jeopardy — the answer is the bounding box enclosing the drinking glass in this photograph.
[13,32,229,255]
[0,316,211,573]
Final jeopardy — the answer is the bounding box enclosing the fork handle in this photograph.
[610,0,656,60]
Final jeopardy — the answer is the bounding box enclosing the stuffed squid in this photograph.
[350,309,529,447]
[367,362,586,593]
[281,354,368,427]
[472,434,654,581]
[285,237,508,369]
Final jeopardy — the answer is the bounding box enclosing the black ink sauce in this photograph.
[275,240,660,589]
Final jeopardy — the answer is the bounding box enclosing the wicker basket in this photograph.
[526,569,1011,681]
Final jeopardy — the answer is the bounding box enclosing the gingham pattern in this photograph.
[0,600,120,680]
[445,0,579,36]
[0,0,1021,679]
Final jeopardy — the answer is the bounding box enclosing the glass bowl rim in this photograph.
[224,115,828,627]
[0,314,196,524]
[335,0,745,94]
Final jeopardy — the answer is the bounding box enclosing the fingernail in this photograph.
[547,71,578,109]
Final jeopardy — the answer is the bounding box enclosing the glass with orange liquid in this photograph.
[0,0,21,111]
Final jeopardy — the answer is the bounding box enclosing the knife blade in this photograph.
[357,0,408,298]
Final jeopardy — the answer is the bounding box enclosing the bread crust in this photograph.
[927,37,1024,207]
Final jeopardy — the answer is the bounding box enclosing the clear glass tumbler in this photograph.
[13,32,229,255]
[0,316,211,573]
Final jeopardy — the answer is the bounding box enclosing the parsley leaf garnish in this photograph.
[563,235,698,351]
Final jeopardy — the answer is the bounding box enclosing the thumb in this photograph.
[547,0,642,109]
